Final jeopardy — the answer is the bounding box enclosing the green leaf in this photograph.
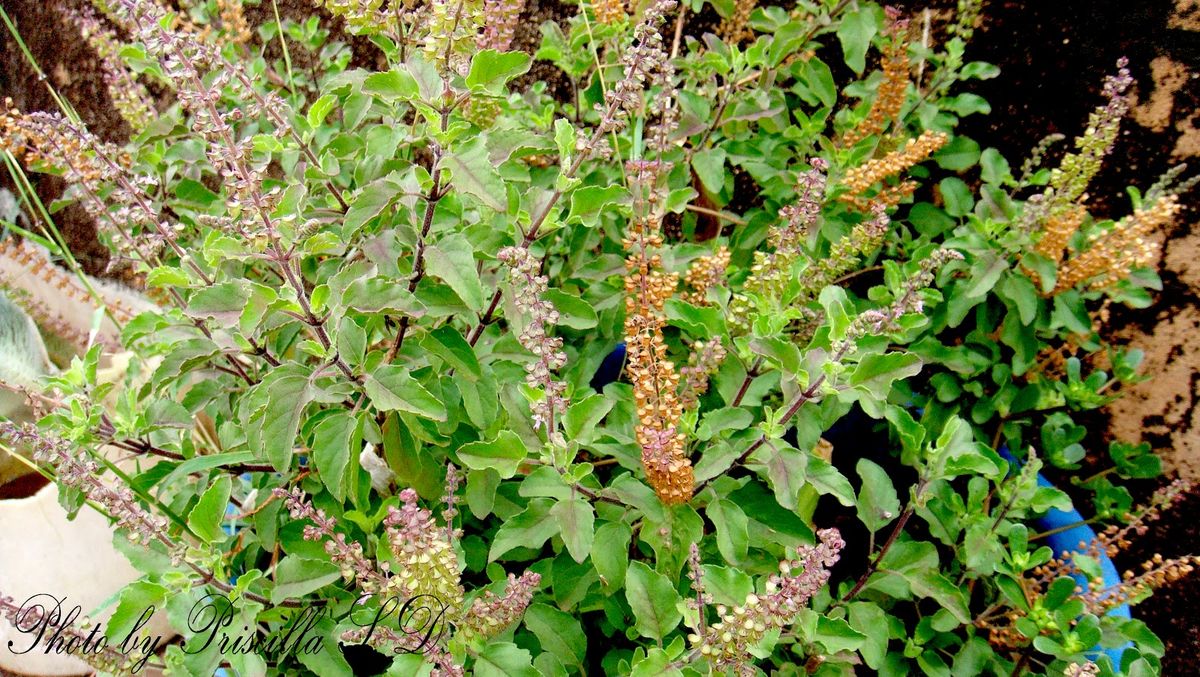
[819,286,853,341]
[343,175,402,237]
[848,602,889,669]
[696,407,754,442]
[107,581,167,643]
[187,282,248,323]
[939,177,974,217]
[799,57,837,108]
[837,8,879,74]
[909,202,956,237]
[748,336,801,374]
[459,368,499,429]
[456,430,528,478]
[544,289,598,329]
[691,148,727,194]
[625,561,683,641]
[312,411,356,502]
[474,642,538,677]
[336,317,367,366]
[162,451,260,486]
[850,352,923,401]
[801,610,867,654]
[363,69,419,101]
[934,136,982,171]
[489,498,559,561]
[146,266,191,289]
[759,445,807,510]
[964,252,1009,299]
[566,186,625,227]
[592,522,631,590]
[443,136,507,211]
[306,93,338,128]
[187,475,231,543]
[364,365,447,420]
[554,118,576,161]
[563,394,613,443]
[941,93,991,117]
[519,466,573,500]
[466,468,501,519]
[898,569,970,624]
[707,499,749,564]
[253,367,317,471]
[551,497,595,563]
[425,233,485,311]
[381,413,443,499]
[523,604,586,667]
[466,49,532,95]
[338,277,422,315]
[999,273,1039,325]
[664,299,725,338]
[271,556,341,604]
[699,565,753,608]
[856,458,900,532]
[805,454,856,507]
[420,325,482,379]
[980,148,1013,185]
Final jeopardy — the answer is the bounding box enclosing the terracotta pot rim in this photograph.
[0,472,52,502]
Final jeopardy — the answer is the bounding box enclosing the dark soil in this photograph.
[1113,489,1200,674]
[904,2,1200,673]
[0,0,128,276]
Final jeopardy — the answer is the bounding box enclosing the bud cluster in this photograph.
[1054,194,1181,292]
[0,238,128,351]
[729,159,828,334]
[63,5,156,131]
[498,246,569,435]
[276,487,387,591]
[596,0,677,134]
[382,489,465,613]
[1048,58,1133,210]
[690,528,845,675]
[839,131,948,209]
[834,247,962,355]
[477,0,526,52]
[679,338,727,410]
[0,595,135,674]
[842,7,911,147]
[796,202,891,305]
[425,0,485,76]
[279,480,538,675]
[458,571,542,642]
[718,0,758,44]
[623,160,692,505]
[682,246,730,306]
[0,423,178,557]
[985,481,1198,649]
[0,102,212,272]
[1032,204,1086,267]
[116,0,290,237]
[315,0,403,36]
[594,0,627,26]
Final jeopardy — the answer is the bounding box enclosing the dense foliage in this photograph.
[0,0,1194,675]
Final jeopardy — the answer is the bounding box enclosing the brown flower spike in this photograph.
[623,160,693,504]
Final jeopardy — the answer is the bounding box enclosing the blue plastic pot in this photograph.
[998,446,1131,665]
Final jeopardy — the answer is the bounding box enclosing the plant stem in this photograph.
[730,357,764,407]
[388,100,454,360]
[840,480,926,604]
[1028,517,1100,542]
[684,203,747,225]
